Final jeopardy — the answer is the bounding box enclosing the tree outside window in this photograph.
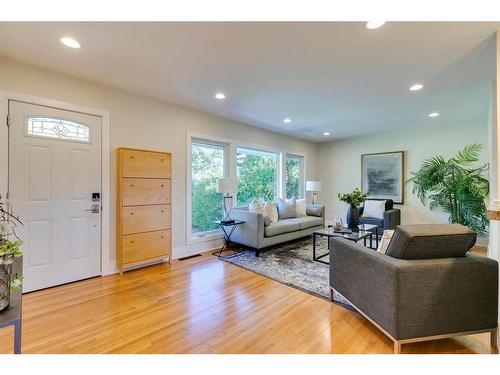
[286,155,304,199]
[191,142,225,233]
[236,147,278,205]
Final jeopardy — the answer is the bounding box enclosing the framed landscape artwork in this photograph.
[361,151,404,204]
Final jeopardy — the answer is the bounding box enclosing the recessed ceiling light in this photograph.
[283,118,292,124]
[365,21,386,30]
[409,83,424,91]
[60,37,81,49]
[214,92,226,100]
[428,112,440,118]
[323,132,331,136]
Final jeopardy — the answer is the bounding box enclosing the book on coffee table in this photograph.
[328,226,352,234]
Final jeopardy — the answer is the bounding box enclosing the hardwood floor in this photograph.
[0,252,496,354]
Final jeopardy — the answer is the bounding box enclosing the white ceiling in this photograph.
[0,22,498,141]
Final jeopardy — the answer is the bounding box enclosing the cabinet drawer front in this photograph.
[122,178,171,206]
[122,230,171,264]
[122,149,171,178]
[122,205,171,234]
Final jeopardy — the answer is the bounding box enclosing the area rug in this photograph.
[219,236,353,308]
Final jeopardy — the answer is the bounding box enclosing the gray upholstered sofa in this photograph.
[329,224,498,354]
[231,204,325,256]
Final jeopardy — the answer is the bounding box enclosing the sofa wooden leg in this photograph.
[394,341,401,354]
[491,328,498,349]
[255,249,260,257]
[329,288,334,301]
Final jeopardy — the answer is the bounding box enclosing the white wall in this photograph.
[318,120,489,241]
[0,54,493,268]
[0,56,319,266]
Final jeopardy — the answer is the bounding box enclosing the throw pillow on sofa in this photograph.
[296,198,307,217]
[277,197,297,219]
[265,202,279,223]
[362,200,386,219]
[377,229,394,254]
[249,199,271,225]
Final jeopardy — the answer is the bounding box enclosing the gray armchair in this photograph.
[359,199,400,231]
[329,224,498,354]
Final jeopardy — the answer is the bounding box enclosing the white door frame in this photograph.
[0,90,114,276]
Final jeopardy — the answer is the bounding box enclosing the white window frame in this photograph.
[188,135,230,243]
[186,131,306,245]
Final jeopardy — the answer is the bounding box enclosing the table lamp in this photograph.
[306,180,322,205]
[217,178,237,224]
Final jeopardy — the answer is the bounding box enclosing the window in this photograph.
[236,147,278,205]
[188,133,307,244]
[285,154,305,199]
[27,117,90,143]
[191,141,226,235]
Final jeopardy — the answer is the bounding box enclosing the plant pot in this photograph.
[346,205,359,228]
[0,262,12,312]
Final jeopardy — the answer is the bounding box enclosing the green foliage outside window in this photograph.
[191,144,304,233]
[191,143,224,233]
[237,148,278,205]
[286,156,302,199]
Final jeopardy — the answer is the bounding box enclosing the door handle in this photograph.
[85,204,100,213]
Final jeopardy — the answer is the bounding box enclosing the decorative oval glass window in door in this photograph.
[26,117,91,143]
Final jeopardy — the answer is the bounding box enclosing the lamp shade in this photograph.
[217,178,237,193]
[306,180,322,192]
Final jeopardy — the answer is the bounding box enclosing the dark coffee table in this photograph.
[313,226,376,264]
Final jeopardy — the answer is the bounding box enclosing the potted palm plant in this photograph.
[0,195,23,312]
[409,144,489,236]
[338,188,368,227]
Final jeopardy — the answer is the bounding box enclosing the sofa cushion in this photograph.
[306,205,323,217]
[361,199,393,213]
[296,198,307,217]
[265,202,279,223]
[264,219,301,237]
[377,229,395,254]
[362,200,385,219]
[359,217,384,228]
[278,197,297,219]
[249,199,270,225]
[385,224,477,260]
[295,216,324,230]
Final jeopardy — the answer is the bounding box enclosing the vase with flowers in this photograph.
[337,188,368,227]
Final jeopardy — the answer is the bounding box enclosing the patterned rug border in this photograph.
[216,249,355,311]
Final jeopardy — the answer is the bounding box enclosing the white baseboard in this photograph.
[173,238,224,259]
[102,260,118,276]
[100,239,224,276]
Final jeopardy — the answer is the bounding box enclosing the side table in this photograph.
[212,220,246,259]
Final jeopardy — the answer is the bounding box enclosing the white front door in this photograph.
[9,100,102,292]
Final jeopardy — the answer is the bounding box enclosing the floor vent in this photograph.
[178,254,202,261]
